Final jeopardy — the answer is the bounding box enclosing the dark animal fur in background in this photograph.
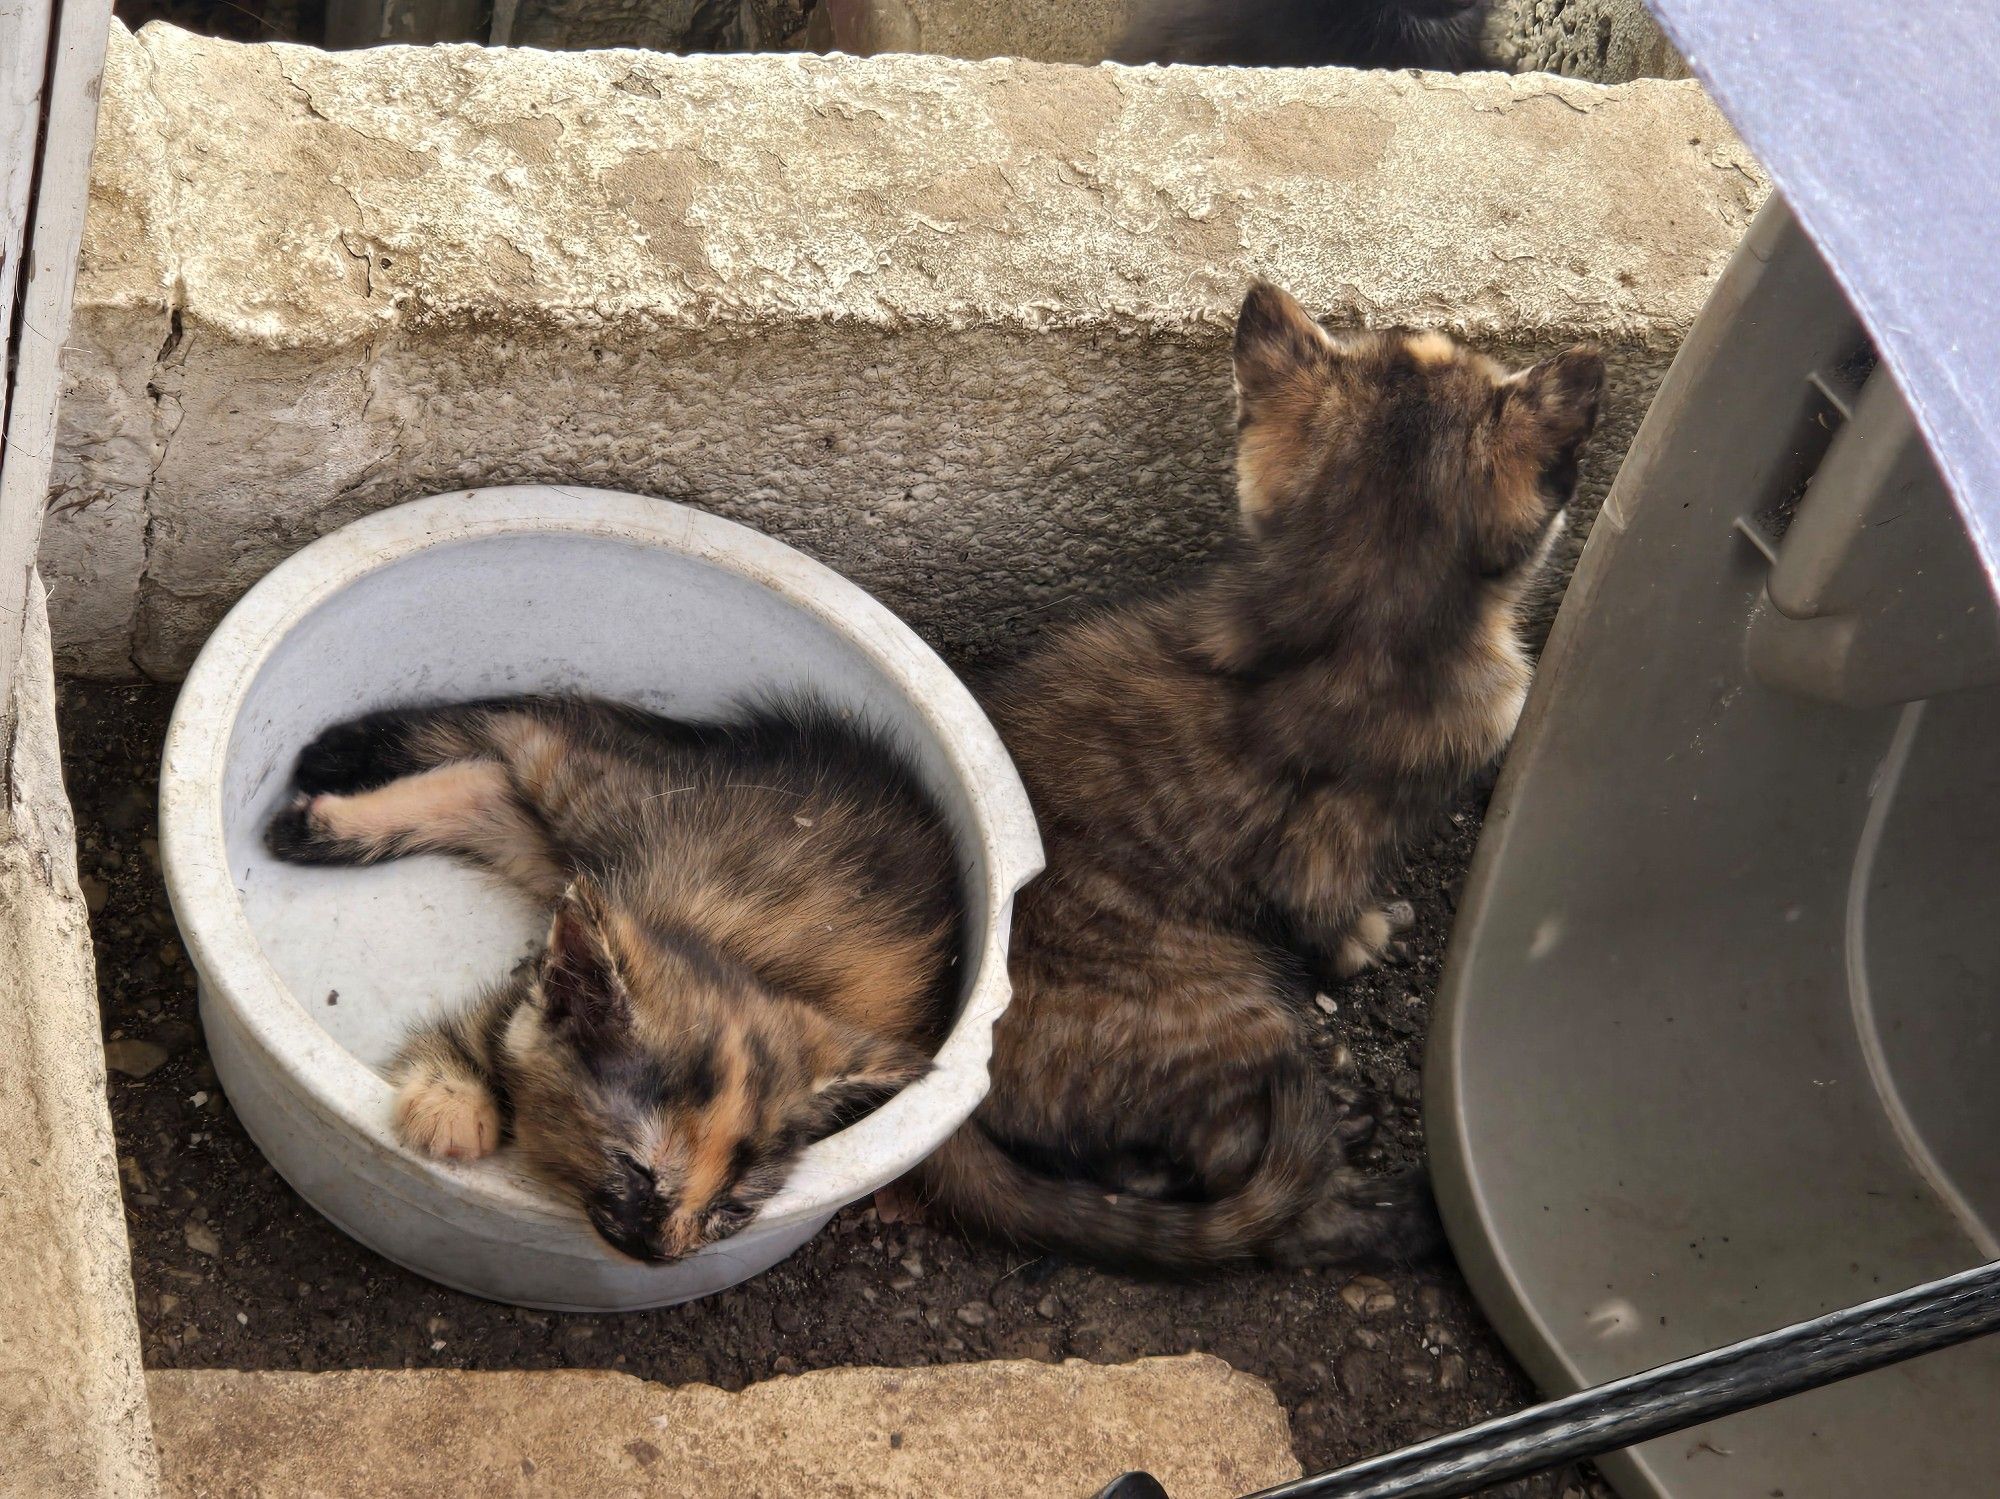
[1114,0,1491,70]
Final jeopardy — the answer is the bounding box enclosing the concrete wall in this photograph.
[49,22,1763,680]
[0,578,159,1494]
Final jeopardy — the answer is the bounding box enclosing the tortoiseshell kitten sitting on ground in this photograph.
[921,281,1603,1273]
[264,696,960,1263]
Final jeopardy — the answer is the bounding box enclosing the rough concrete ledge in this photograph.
[0,577,159,1496]
[148,1356,1298,1497]
[50,22,1764,679]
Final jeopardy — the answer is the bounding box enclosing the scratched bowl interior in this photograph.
[160,487,1039,1311]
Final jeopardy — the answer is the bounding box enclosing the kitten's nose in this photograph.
[592,1219,671,1264]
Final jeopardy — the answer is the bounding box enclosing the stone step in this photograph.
[0,577,159,1496]
[148,1357,1299,1497]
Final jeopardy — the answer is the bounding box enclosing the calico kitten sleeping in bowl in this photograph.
[265,695,960,1264]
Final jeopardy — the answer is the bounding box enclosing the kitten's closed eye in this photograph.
[703,1201,757,1239]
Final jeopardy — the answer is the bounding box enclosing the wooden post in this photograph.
[0,0,113,757]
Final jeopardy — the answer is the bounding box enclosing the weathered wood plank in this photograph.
[0,0,114,736]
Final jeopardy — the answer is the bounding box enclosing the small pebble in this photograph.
[1314,993,1339,1015]
[899,1252,925,1279]
[954,1301,991,1328]
[1036,1294,1060,1320]
[184,1221,220,1257]
[1340,1275,1396,1316]
[79,875,110,914]
[235,1312,248,1326]
[103,1039,170,1079]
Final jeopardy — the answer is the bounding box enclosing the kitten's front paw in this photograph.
[394,1071,502,1161]
[266,790,395,867]
[1333,900,1416,978]
[265,794,339,863]
[1328,1080,1381,1146]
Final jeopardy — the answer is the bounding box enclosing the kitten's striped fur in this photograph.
[920,281,1603,1271]
[266,695,961,1263]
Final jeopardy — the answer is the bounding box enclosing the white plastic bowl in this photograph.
[160,486,1043,1311]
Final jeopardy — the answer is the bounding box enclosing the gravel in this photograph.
[63,680,1607,1495]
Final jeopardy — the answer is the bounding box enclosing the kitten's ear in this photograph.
[1505,346,1605,449]
[1500,346,1604,505]
[789,1033,931,1143]
[537,881,630,1048]
[1233,280,1333,414]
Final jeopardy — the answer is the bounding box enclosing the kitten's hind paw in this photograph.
[394,1070,503,1161]
[264,794,348,864]
[1327,1081,1381,1146]
[1333,900,1417,978]
[293,711,422,796]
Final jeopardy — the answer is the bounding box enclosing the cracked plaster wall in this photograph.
[47,22,1762,679]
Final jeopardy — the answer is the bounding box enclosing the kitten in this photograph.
[265,695,961,1263]
[1113,0,1490,70]
[920,282,1602,1271]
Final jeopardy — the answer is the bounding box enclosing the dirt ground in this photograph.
[65,680,1604,1495]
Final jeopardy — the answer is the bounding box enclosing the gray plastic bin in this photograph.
[1429,200,2000,1498]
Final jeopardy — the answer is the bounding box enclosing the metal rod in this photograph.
[1093,1258,2000,1499]
[1257,1259,2000,1499]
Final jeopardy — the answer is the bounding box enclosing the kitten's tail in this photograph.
[919,1063,1442,1273]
